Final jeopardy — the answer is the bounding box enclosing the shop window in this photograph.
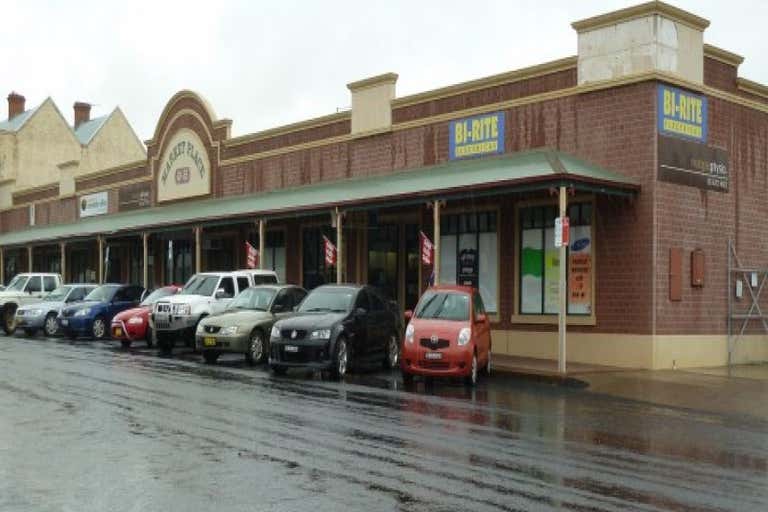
[302,227,336,290]
[519,202,592,316]
[439,211,498,313]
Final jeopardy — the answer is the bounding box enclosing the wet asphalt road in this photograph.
[0,336,766,512]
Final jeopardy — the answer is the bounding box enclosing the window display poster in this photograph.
[544,227,559,314]
[520,229,543,314]
[568,226,592,314]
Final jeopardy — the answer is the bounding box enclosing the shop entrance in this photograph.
[67,242,98,283]
[105,237,143,285]
[158,232,194,286]
[367,221,420,311]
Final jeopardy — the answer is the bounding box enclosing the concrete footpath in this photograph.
[494,355,768,421]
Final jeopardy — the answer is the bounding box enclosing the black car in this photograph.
[268,284,401,378]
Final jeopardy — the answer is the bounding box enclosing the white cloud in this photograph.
[1,0,765,141]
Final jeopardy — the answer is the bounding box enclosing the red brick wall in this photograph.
[655,94,768,335]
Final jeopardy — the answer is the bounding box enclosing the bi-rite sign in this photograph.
[449,112,505,160]
[657,84,708,142]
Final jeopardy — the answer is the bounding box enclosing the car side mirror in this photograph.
[475,313,487,323]
[215,288,226,299]
[272,304,285,313]
[404,310,413,321]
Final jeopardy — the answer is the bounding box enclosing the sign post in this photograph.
[557,187,568,374]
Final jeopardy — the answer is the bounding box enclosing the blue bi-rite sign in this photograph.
[657,84,708,143]
[449,112,505,160]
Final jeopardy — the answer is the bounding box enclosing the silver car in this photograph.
[16,284,97,337]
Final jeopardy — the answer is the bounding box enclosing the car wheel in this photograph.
[120,340,131,349]
[203,351,219,364]
[92,316,107,340]
[2,305,18,335]
[24,328,36,337]
[44,313,59,337]
[245,329,266,365]
[330,337,348,380]
[271,365,287,376]
[145,327,154,348]
[157,332,175,355]
[383,332,399,369]
[464,352,478,387]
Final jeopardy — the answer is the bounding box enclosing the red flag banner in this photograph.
[419,231,434,266]
[323,236,337,266]
[245,241,259,269]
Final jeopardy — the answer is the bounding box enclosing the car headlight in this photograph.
[310,329,331,340]
[220,326,239,336]
[270,325,280,338]
[127,316,144,325]
[23,309,42,317]
[457,327,471,346]
[173,304,191,315]
[405,323,415,344]
[74,308,91,317]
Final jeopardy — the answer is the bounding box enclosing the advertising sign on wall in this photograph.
[657,84,708,142]
[118,182,151,211]
[79,191,109,218]
[568,228,592,315]
[157,128,211,203]
[449,112,505,160]
[658,135,729,192]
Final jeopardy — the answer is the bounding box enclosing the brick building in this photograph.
[0,1,766,369]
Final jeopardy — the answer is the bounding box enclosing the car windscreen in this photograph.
[140,287,178,306]
[6,275,29,292]
[415,291,470,321]
[84,285,120,302]
[44,286,72,302]
[228,287,276,311]
[298,288,355,313]
[178,275,219,296]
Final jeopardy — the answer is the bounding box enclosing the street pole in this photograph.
[558,186,567,374]
[433,200,441,285]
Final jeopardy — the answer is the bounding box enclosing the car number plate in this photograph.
[114,327,122,337]
[61,319,69,326]
[284,345,299,353]
[425,352,443,360]
[204,337,217,347]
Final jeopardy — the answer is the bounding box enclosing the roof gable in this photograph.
[73,114,110,145]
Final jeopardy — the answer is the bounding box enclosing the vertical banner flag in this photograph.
[323,236,337,266]
[245,242,259,269]
[419,231,434,266]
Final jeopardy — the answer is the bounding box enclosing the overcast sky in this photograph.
[2,0,765,142]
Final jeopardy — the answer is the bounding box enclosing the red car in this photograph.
[112,285,181,348]
[400,285,491,386]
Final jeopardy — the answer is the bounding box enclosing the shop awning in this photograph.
[1,149,639,246]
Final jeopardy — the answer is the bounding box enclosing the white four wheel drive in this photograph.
[0,273,62,334]
[152,269,278,353]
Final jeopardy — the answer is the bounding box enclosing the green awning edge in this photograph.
[1,148,638,247]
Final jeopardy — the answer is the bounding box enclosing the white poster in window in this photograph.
[479,233,498,313]
[79,191,108,218]
[568,225,592,315]
[521,229,543,314]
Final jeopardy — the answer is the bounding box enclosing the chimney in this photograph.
[7,92,25,120]
[73,102,91,128]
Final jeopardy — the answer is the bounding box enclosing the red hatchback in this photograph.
[400,285,491,386]
[111,285,181,348]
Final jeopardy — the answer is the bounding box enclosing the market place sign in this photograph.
[657,84,708,143]
[157,128,211,202]
[449,112,505,160]
[658,135,729,192]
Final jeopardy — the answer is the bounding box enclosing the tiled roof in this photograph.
[73,114,110,145]
[0,105,40,132]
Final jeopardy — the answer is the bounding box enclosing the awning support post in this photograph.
[97,236,104,284]
[558,185,567,374]
[0,248,4,284]
[433,200,442,285]
[142,233,149,290]
[27,245,33,273]
[60,242,67,282]
[194,226,202,274]
[336,208,343,284]
[258,219,266,270]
